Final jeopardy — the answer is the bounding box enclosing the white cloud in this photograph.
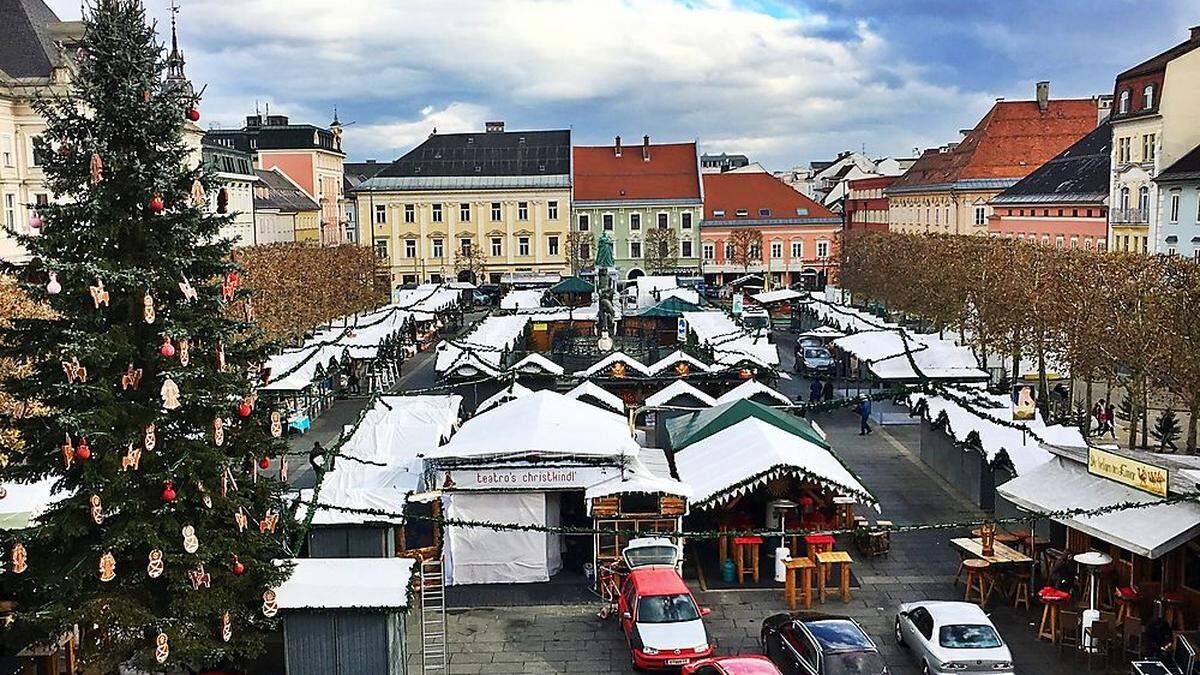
[345,102,492,160]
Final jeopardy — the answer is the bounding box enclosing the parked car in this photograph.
[683,655,783,674]
[619,566,715,670]
[761,612,888,675]
[794,345,834,375]
[894,601,1013,674]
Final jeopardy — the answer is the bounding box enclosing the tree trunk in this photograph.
[1036,338,1050,422]
[1140,378,1149,451]
[1010,331,1021,383]
[1188,392,1199,454]
[1128,380,1139,450]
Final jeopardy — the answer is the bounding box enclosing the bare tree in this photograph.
[453,242,488,284]
[566,231,593,275]
[729,228,763,275]
[643,227,679,274]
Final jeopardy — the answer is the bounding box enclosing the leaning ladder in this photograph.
[420,557,448,673]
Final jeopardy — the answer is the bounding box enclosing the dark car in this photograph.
[761,612,889,675]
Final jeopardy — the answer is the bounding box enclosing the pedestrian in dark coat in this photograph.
[822,379,834,402]
[809,377,823,403]
[855,397,873,435]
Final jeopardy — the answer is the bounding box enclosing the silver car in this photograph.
[894,601,1014,674]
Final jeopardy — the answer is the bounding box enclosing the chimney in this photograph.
[1191,25,1200,40]
[485,121,505,133]
[245,114,262,128]
[614,135,622,157]
[642,135,650,162]
[1036,81,1050,113]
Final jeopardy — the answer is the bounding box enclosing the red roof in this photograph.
[892,99,1097,188]
[701,172,835,221]
[629,566,690,596]
[573,141,700,202]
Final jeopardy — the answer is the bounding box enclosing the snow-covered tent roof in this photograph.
[585,449,691,505]
[424,390,638,461]
[394,286,460,317]
[262,343,346,391]
[436,315,530,376]
[644,380,717,409]
[674,417,875,509]
[296,461,419,526]
[714,379,791,407]
[508,352,565,376]
[337,395,463,465]
[907,386,1085,475]
[647,350,712,376]
[476,382,533,414]
[274,557,416,610]
[629,276,680,307]
[0,478,64,530]
[805,299,898,334]
[832,330,988,383]
[577,351,652,378]
[797,325,847,340]
[500,289,546,311]
[566,380,626,414]
[681,311,779,367]
[751,288,803,304]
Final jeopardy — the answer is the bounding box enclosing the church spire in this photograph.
[165,0,194,98]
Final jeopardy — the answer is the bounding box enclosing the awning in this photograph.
[644,380,717,409]
[751,288,803,304]
[997,456,1200,559]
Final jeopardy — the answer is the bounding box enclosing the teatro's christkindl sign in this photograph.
[442,466,619,490]
[1087,447,1168,498]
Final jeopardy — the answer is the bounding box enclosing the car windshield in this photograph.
[636,594,700,624]
[824,651,887,675]
[939,624,1003,649]
[624,545,678,568]
[804,348,830,359]
[806,620,875,652]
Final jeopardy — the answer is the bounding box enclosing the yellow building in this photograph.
[354,123,571,286]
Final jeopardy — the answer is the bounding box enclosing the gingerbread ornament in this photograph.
[197,482,212,509]
[270,411,283,438]
[89,152,104,185]
[178,339,190,367]
[121,364,143,390]
[61,434,75,469]
[221,611,232,642]
[147,549,164,578]
[142,292,156,324]
[121,444,141,471]
[144,423,156,452]
[213,418,224,447]
[181,525,199,554]
[89,495,103,524]
[161,378,180,410]
[215,342,226,372]
[190,179,206,207]
[88,278,109,308]
[62,357,87,383]
[178,276,198,302]
[187,564,210,590]
[154,633,169,664]
[233,508,248,533]
[259,510,279,534]
[98,552,116,582]
[243,297,254,322]
[11,543,27,574]
[261,590,278,617]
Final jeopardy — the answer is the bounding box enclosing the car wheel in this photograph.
[921,661,931,675]
[894,617,905,647]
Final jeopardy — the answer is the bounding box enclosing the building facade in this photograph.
[201,140,257,246]
[700,153,749,173]
[1154,143,1200,258]
[206,113,346,244]
[843,175,898,233]
[988,120,1111,250]
[572,137,702,280]
[342,160,387,247]
[253,168,318,244]
[1107,27,1200,254]
[888,83,1100,237]
[699,172,841,288]
[354,123,571,287]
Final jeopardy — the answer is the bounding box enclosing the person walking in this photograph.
[855,396,873,436]
[1091,399,1104,436]
[1105,401,1117,439]
[822,378,835,403]
[809,377,823,403]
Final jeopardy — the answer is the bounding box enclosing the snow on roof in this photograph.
[751,288,803,304]
[515,304,602,322]
[681,311,779,367]
[262,343,346,391]
[436,315,530,375]
[577,351,652,377]
[476,382,533,414]
[714,379,792,406]
[832,330,988,382]
[508,352,565,376]
[296,462,417,527]
[585,452,692,503]
[500,289,546,310]
[674,417,876,509]
[274,557,416,610]
[806,299,899,334]
[644,380,717,409]
[797,325,846,340]
[566,380,626,413]
[0,478,65,530]
[425,390,638,461]
[338,395,463,464]
[394,287,460,316]
[630,276,698,309]
[647,350,712,376]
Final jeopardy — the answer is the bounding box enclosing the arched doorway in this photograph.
[800,269,819,291]
[626,268,645,281]
[457,269,475,284]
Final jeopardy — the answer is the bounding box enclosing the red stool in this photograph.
[1037,587,1071,642]
[1164,591,1187,631]
[733,536,764,584]
[1114,586,1140,624]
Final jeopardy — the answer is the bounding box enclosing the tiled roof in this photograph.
[701,172,836,222]
[205,124,343,155]
[0,0,60,79]
[1156,142,1200,182]
[890,99,1098,191]
[254,168,319,213]
[992,120,1111,204]
[573,141,700,202]
[375,129,571,179]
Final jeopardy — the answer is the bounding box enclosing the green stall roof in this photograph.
[664,398,829,451]
[549,276,595,294]
[631,296,702,318]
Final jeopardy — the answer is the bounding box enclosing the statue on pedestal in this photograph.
[595,232,616,351]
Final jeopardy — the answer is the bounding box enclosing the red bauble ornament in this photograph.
[231,556,245,575]
[237,401,252,418]
[160,335,176,358]
[186,107,200,122]
[258,457,270,470]
[149,195,165,213]
[76,437,91,460]
[161,480,176,502]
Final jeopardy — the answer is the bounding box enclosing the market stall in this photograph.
[621,296,702,346]
[714,379,792,407]
[565,380,626,415]
[586,448,691,573]
[549,276,595,307]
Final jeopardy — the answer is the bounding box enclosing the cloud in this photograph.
[346,102,492,160]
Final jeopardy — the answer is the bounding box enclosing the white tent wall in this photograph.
[445,492,549,585]
[545,492,563,578]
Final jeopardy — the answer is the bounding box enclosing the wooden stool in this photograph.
[1037,587,1071,642]
[1163,591,1187,631]
[996,532,1021,548]
[1012,569,1032,610]
[1114,586,1140,624]
[784,558,816,610]
[963,559,991,605]
[832,496,856,529]
[804,534,834,565]
[816,551,853,604]
[733,536,763,584]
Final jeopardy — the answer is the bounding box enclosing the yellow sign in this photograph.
[1087,448,1168,498]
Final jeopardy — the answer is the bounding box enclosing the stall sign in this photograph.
[443,466,619,491]
[732,293,744,316]
[676,317,688,342]
[1087,447,1168,498]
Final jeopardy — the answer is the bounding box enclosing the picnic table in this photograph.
[951,537,1033,565]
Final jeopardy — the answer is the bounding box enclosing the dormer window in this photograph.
[1143,84,1155,109]
[1119,89,1131,114]
[735,209,749,218]
[713,210,725,218]
[758,208,771,217]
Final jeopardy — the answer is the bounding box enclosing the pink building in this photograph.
[700,172,841,288]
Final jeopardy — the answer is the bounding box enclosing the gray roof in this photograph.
[885,177,1018,195]
[356,174,570,192]
[254,169,319,213]
[0,0,62,79]
[1155,142,1200,183]
[374,129,571,179]
[991,121,1111,204]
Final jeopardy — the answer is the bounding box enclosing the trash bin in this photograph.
[775,547,791,582]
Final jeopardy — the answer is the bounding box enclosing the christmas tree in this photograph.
[1151,408,1182,452]
[0,1,291,669]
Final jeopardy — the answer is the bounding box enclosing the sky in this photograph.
[45,0,1200,171]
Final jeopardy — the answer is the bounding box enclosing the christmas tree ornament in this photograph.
[160,377,181,410]
[89,495,103,524]
[197,482,212,509]
[213,418,224,447]
[178,339,190,366]
[280,457,288,481]
[159,334,175,358]
[61,434,75,469]
[61,356,88,383]
[181,525,199,554]
[141,88,151,102]
[75,437,91,461]
[160,481,176,503]
[238,399,253,418]
[258,456,270,470]
[215,342,226,372]
[187,564,211,590]
[89,152,104,185]
[243,297,255,322]
[146,550,164,578]
[234,508,248,533]
[149,194,165,213]
[154,633,168,664]
[189,179,206,207]
[231,555,245,575]
[28,213,43,230]
[144,423,156,452]
[121,364,142,390]
[142,292,155,324]
[121,444,140,471]
[88,278,109,308]
[11,543,27,574]
[186,106,200,122]
[221,466,238,496]
[98,552,116,582]
[261,590,278,618]
[217,187,229,214]
[270,411,282,438]
[178,275,198,302]
[45,272,61,295]
[220,274,237,303]
[259,510,279,534]
[221,611,232,642]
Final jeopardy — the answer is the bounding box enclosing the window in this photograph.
[547,235,559,256]
[770,241,782,258]
[816,241,829,258]
[432,238,444,258]
[681,212,693,229]
[681,239,692,257]
[374,240,388,259]
[491,202,502,220]
[1117,137,1131,164]
[657,213,669,229]
[629,213,641,231]
[578,213,590,231]
[974,206,986,226]
[1070,235,1078,248]
[404,204,415,223]
[1170,191,1181,223]
[1138,186,1150,213]
[602,213,614,231]
[0,134,12,166]
[735,209,749,218]
[758,208,772,217]
[517,201,529,220]
[460,237,471,255]
[1118,89,1130,114]
[630,241,642,258]
[459,202,471,221]
[548,201,558,220]
[1143,134,1157,163]
[909,607,935,640]
[518,236,530,256]
[374,204,386,224]
[703,242,714,260]
[791,241,802,258]
[432,203,443,222]
[713,210,726,218]
[1055,235,1064,248]
[1119,187,1130,210]
[1143,84,1155,109]
[579,242,590,260]
[27,136,44,166]
[4,194,15,229]
[490,237,503,256]
[724,242,734,260]
[405,238,417,258]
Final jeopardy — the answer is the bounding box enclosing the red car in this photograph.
[683,655,784,674]
[619,566,715,670]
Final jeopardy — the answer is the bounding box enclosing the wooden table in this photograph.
[832,496,856,529]
[816,551,853,604]
[805,534,835,564]
[951,537,1033,565]
[784,558,816,610]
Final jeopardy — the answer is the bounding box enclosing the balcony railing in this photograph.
[1110,207,1149,224]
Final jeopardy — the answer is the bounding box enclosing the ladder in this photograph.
[420,557,448,673]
